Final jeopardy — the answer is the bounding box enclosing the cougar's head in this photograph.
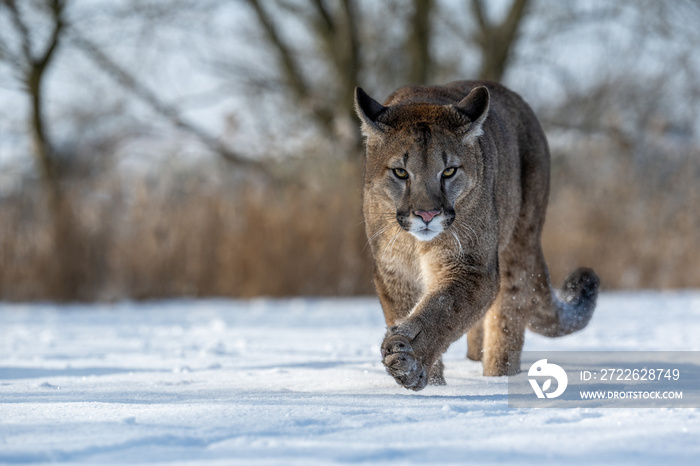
[355,86,490,242]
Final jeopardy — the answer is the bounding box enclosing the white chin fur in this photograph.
[408,218,443,241]
[409,229,441,241]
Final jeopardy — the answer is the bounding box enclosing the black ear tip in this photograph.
[456,85,490,116]
[355,86,370,104]
[472,86,490,103]
[355,87,387,121]
[454,85,491,129]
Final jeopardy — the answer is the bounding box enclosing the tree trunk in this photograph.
[407,0,434,84]
[19,0,86,300]
[471,0,530,82]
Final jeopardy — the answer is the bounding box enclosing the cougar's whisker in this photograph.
[384,226,402,256]
[458,221,478,247]
[452,223,470,244]
[451,231,464,259]
[363,224,391,252]
[465,223,479,247]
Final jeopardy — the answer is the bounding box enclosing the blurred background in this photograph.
[0,0,698,302]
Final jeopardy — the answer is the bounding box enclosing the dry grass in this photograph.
[1,139,698,301]
[542,136,700,290]
[0,162,375,301]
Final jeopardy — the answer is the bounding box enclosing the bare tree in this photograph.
[440,0,532,82]
[241,0,361,150]
[1,0,66,200]
[237,0,448,155]
[67,30,265,172]
[230,0,534,160]
[0,0,89,299]
[471,0,530,81]
[1,1,269,176]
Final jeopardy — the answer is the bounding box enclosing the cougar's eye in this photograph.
[442,167,457,178]
[392,168,409,180]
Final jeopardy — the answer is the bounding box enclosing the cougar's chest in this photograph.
[375,232,457,296]
[374,231,424,301]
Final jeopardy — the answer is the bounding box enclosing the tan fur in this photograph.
[355,81,600,390]
[466,319,484,362]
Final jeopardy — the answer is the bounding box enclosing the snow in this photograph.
[1,292,699,465]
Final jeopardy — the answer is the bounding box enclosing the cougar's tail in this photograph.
[527,267,600,337]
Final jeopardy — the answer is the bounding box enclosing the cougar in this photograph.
[355,80,599,391]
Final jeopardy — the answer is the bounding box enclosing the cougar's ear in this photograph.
[454,86,490,143]
[354,87,389,138]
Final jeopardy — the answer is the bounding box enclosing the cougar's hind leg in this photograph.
[466,319,484,361]
[479,130,553,376]
[480,220,553,376]
[481,282,527,376]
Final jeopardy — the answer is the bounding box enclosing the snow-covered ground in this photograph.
[1,292,699,465]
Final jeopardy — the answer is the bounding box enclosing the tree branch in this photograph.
[34,0,65,74]
[0,36,14,63]
[69,29,264,171]
[342,0,359,88]
[244,0,309,100]
[469,0,531,81]
[311,0,335,33]
[470,0,488,35]
[3,0,33,69]
[499,0,529,49]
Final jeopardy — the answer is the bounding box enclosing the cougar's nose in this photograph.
[414,209,441,224]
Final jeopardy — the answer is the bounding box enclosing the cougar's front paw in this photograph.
[381,330,428,391]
